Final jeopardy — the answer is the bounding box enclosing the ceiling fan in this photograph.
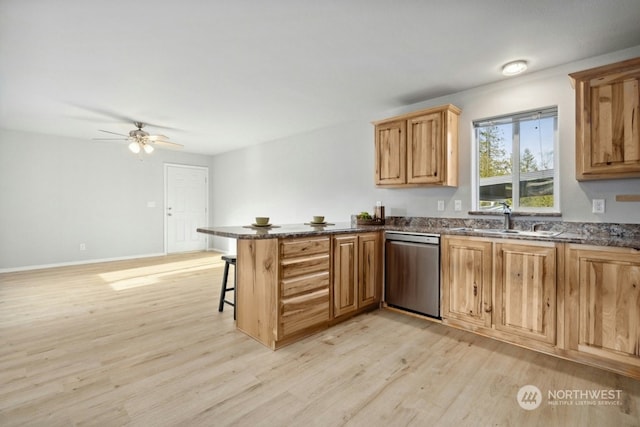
[93,121,183,154]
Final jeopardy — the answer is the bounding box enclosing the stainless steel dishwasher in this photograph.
[384,231,440,318]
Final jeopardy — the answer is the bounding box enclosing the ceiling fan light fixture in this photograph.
[143,143,154,154]
[502,60,528,76]
[128,141,141,154]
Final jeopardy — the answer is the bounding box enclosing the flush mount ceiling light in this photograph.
[502,60,528,76]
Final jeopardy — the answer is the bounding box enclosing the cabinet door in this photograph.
[571,57,640,180]
[333,235,358,317]
[375,120,406,185]
[567,245,640,368]
[358,232,381,308]
[494,241,557,344]
[407,112,443,184]
[441,236,492,327]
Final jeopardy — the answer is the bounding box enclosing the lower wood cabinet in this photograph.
[332,232,382,319]
[494,241,557,345]
[441,236,493,328]
[442,236,559,350]
[442,235,640,379]
[279,237,331,339]
[358,232,381,308]
[565,244,640,376]
[237,236,330,350]
[236,232,382,350]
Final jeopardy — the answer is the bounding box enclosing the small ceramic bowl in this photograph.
[312,216,325,223]
[255,217,270,225]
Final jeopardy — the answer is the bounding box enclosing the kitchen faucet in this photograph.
[500,202,511,230]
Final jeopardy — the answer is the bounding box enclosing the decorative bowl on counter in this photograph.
[255,216,270,226]
[356,217,385,225]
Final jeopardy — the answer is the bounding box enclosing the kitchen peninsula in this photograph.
[197,223,384,349]
[200,217,640,379]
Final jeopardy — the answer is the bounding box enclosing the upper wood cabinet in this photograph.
[373,104,460,187]
[570,57,640,180]
[374,120,406,185]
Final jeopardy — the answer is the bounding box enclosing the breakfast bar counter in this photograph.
[196,222,384,240]
[197,222,384,350]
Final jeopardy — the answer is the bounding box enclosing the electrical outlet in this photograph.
[592,199,605,214]
[437,200,445,211]
[79,243,86,251]
[454,200,462,211]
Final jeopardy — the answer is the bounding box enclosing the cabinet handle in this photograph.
[473,284,478,296]
[484,304,492,313]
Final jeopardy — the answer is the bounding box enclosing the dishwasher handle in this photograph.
[385,232,440,245]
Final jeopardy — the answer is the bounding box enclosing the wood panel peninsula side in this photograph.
[197,223,383,349]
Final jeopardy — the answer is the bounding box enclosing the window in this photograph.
[474,107,558,212]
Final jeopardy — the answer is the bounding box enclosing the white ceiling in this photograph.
[1,0,640,155]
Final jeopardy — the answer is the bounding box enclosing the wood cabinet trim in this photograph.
[372,104,462,125]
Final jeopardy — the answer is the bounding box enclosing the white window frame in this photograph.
[472,107,560,213]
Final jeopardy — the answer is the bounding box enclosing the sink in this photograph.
[497,229,562,237]
[449,228,561,237]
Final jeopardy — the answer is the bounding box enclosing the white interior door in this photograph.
[166,165,208,253]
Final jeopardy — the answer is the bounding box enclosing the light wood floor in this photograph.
[1,252,638,427]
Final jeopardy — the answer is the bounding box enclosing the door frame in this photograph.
[163,163,210,254]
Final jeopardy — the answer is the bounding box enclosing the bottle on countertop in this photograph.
[374,201,385,221]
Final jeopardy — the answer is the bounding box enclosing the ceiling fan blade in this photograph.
[98,129,129,137]
[69,104,181,131]
[70,104,138,123]
[92,137,128,141]
[146,134,169,141]
[149,140,184,149]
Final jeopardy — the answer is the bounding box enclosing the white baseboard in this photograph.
[0,252,167,273]
[209,245,233,254]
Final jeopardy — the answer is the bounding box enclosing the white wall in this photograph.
[3,47,639,267]
[0,129,213,270]
[211,46,640,253]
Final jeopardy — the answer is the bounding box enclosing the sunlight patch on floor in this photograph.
[101,257,224,291]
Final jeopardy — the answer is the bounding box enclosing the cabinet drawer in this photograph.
[281,254,330,279]
[280,238,330,258]
[281,271,330,298]
[281,288,330,336]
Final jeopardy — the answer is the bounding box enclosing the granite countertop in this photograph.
[386,226,640,249]
[197,222,385,240]
[197,220,640,250]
